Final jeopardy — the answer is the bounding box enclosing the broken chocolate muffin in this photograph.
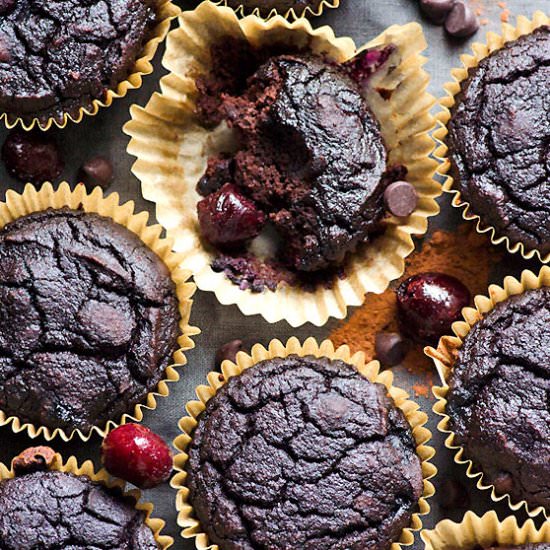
[195,42,395,289]
[0,0,157,124]
[446,26,550,256]
[186,354,423,550]
[0,208,180,433]
[447,287,550,511]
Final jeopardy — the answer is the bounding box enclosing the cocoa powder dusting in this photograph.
[330,226,501,388]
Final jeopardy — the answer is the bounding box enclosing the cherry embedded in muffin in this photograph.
[197,183,266,248]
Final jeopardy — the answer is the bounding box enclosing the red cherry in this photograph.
[2,130,64,184]
[197,183,265,248]
[396,272,470,345]
[101,424,173,489]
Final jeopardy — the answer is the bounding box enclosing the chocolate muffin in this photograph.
[0,0,157,124]
[446,287,550,510]
[224,0,326,16]
[196,44,391,282]
[446,26,550,255]
[186,355,423,550]
[0,208,180,432]
[0,469,159,548]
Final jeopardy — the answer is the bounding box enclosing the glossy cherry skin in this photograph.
[396,272,470,345]
[101,424,173,489]
[197,183,265,248]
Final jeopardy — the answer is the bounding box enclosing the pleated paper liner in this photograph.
[1,0,180,131]
[211,0,339,20]
[0,182,199,442]
[425,266,550,519]
[421,510,550,550]
[433,11,550,263]
[124,1,440,327]
[0,447,173,549]
[171,336,437,550]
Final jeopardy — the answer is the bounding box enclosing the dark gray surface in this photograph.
[0,0,547,547]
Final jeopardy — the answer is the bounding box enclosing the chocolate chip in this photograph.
[420,0,455,24]
[375,332,408,367]
[13,446,57,475]
[0,0,15,15]
[2,130,64,184]
[439,479,470,509]
[78,155,113,191]
[383,180,418,217]
[215,339,243,369]
[445,1,480,38]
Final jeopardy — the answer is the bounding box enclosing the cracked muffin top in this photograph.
[186,354,423,550]
[0,469,159,549]
[0,0,156,124]
[196,46,389,274]
[446,287,550,511]
[0,208,179,433]
[446,26,550,255]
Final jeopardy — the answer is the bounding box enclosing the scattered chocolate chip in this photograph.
[2,130,64,184]
[0,0,15,15]
[13,446,57,475]
[420,0,456,24]
[78,155,113,191]
[383,180,418,217]
[439,479,470,509]
[492,471,514,495]
[375,332,408,367]
[215,339,243,369]
[445,1,480,38]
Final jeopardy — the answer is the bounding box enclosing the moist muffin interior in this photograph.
[186,354,423,550]
[446,287,550,510]
[0,208,180,432]
[195,40,400,291]
[0,469,159,549]
[0,0,157,123]
[446,25,550,255]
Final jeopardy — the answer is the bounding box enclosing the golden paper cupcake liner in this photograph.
[1,0,180,131]
[124,1,440,327]
[171,336,437,550]
[426,266,550,519]
[212,0,339,20]
[434,11,550,263]
[421,510,550,550]
[0,181,199,442]
[0,448,173,549]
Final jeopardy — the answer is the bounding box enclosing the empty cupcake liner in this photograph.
[0,181,199,442]
[0,447,173,549]
[211,0,339,20]
[426,266,550,519]
[1,0,180,132]
[124,1,440,327]
[171,336,437,550]
[421,510,550,550]
[434,11,550,263]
